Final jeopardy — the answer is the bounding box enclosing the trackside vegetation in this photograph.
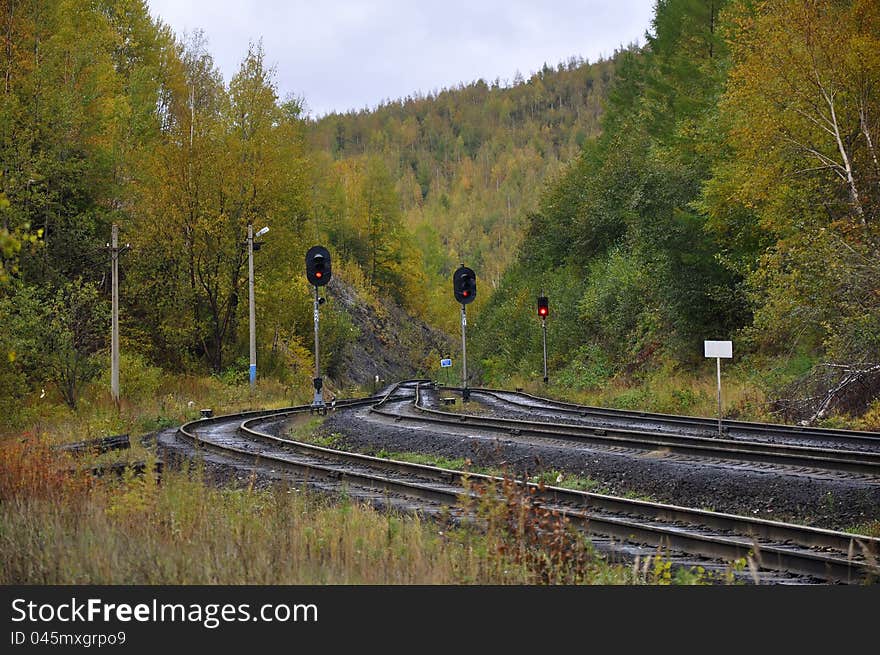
[472,0,880,426]
[3,0,880,586]
[0,432,729,585]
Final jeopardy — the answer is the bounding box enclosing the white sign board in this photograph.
[440,358,452,368]
[704,340,732,359]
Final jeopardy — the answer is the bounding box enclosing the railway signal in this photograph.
[453,265,476,400]
[537,295,548,318]
[306,245,331,286]
[306,246,332,414]
[538,293,549,384]
[453,265,476,305]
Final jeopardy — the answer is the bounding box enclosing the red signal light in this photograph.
[306,246,331,286]
[537,295,549,318]
[453,265,476,305]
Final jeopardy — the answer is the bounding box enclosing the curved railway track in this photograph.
[402,386,880,479]
[168,380,880,584]
[464,387,880,452]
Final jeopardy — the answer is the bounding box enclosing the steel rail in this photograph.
[464,386,880,449]
[400,387,880,477]
[173,381,880,584]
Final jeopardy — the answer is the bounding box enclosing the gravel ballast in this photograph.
[315,400,880,532]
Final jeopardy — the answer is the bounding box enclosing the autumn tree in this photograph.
[700,0,880,419]
[719,0,879,227]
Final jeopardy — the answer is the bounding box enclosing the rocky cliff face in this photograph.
[325,278,454,390]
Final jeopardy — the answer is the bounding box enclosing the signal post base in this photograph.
[310,390,327,416]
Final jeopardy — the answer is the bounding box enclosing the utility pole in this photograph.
[110,223,119,406]
[247,224,256,390]
[247,225,268,391]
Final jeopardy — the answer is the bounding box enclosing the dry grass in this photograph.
[505,368,772,423]
[0,433,659,584]
[0,373,724,585]
[3,375,308,447]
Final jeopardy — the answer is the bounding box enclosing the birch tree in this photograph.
[722,0,879,226]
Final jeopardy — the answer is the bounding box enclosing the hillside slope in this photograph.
[308,54,625,330]
[326,278,453,390]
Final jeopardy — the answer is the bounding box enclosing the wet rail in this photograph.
[172,380,880,584]
[464,387,880,452]
[398,386,880,478]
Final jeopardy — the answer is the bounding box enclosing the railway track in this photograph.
[399,386,880,479]
[465,387,880,452]
[170,380,880,584]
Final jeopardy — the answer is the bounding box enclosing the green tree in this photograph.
[474,0,743,383]
[720,0,879,226]
[5,280,109,409]
[697,0,880,418]
[131,37,312,373]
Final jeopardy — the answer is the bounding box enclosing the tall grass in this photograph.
[0,434,701,584]
[1,371,729,585]
[2,374,312,445]
[502,367,770,423]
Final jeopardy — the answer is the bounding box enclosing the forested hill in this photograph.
[5,0,878,429]
[473,0,880,423]
[2,0,623,422]
[307,55,621,329]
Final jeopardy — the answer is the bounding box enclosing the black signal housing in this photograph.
[453,266,477,305]
[537,295,549,318]
[306,245,331,287]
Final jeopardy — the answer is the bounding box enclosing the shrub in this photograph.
[96,351,164,402]
[556,344,614,390]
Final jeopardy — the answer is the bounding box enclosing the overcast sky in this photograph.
[146,1,656,118]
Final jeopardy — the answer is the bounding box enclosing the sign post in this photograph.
[440,358,452,387]
[704,340,733,437]
[460,305,469,401]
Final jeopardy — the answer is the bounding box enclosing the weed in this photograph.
[845,520,880,538]
[375,449,475,472]
[457,473,638,584]
[823,491,836,513]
